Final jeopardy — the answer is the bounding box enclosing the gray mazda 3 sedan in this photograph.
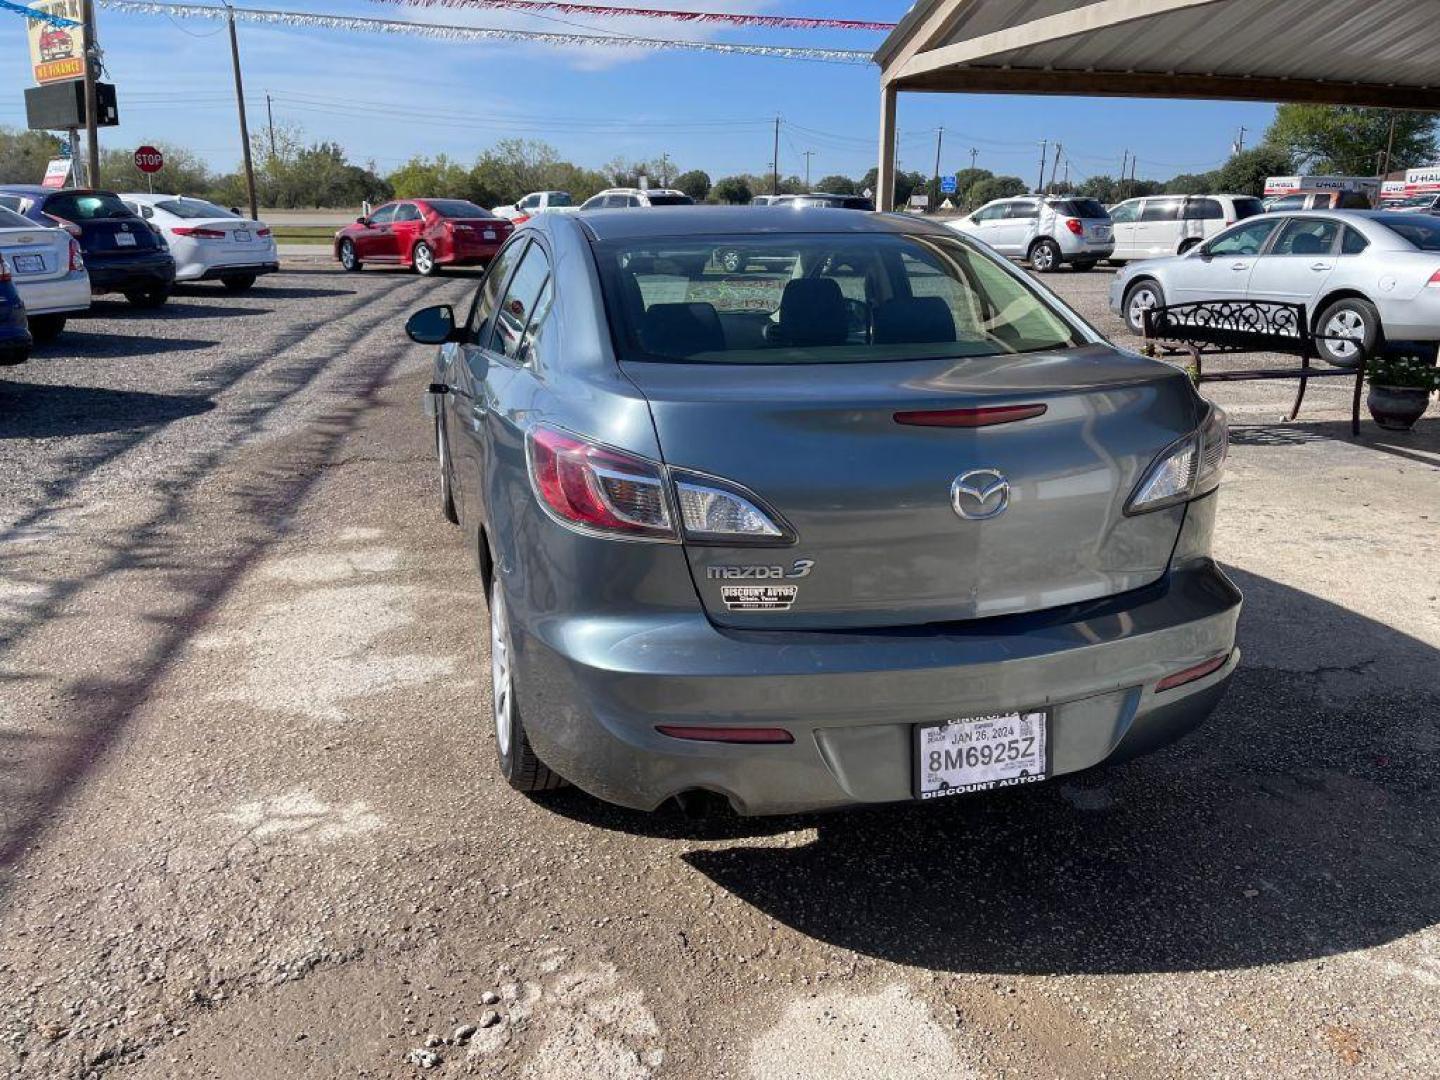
[408,208,1240,815]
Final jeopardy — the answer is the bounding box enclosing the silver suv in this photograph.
[952,195,1113,272]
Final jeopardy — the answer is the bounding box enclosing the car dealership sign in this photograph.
[26,0,86,86]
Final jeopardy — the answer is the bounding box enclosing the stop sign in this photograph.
[133,146,164,174]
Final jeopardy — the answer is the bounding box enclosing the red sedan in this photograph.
[334,198,514,276]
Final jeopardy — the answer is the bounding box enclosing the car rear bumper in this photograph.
[510,558,1242,815]
[177,259,280,282]
[15,270,91,315]
[86,254,176,294]
[443,245,503,264]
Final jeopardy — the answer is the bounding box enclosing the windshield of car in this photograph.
[1052,198,1109,219]
[594,232,1085,365]
[547,193,573,207]
[43,192,135,220]
[644,194,694,206]
[1392,195,1437,209]
[1376,213,1440,251]
[155,198,238,219]
[0,205,32,229]
[426,199,497,219]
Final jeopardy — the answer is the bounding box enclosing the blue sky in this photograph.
[1,0,1278,185]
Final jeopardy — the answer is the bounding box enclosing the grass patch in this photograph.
[270,225,337,244]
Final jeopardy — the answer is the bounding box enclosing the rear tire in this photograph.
[338,239,362,272]
[488,578,565,794]
[1123,279,1166,337]
[1316,297,1381,369]
[220,274,256,292]
[124,285,170,309]
[1029,238,1061,273]
[436,417,458,525]
[412,241,440,277]
[28,314,65,342]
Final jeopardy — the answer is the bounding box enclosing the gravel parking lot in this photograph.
[0,262,1437,1079]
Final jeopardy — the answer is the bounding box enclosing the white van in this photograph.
[1106,193,1265,263]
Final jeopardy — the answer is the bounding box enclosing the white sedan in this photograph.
[0,202,89,341]
[120,194,279,291]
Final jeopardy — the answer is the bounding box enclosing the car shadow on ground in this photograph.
[0,381,215,439]
[1231,418,1439,468]
[80,302,272,321]
[26,331,220,360]
[552,567,1440,975]
[171,284,355,300]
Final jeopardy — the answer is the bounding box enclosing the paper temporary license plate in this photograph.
[12,254,44,274]
[233,229,251,243]
[114,232,136,247]
[915,711,1047,799]
[483,230,497,240]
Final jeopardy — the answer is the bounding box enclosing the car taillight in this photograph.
[1064,218,1084,236]
[1426,269,1440,288]
[43,213,81,238]
[527,426,675,539]
[1126,404,1228,514]
[524,426,789,543]
[68,239,83,272]
[171,226,226,239]
[0,255,10,283]
[256,227,271,237]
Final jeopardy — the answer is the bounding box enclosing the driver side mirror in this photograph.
[355,215,369,225]
[406,304,458,345]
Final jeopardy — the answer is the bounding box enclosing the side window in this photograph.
[972,205,1001,222]
[369,204,398,225]
[1270,218,1340,256]
[466,238,528,344]
[1107,201,1138,224]
[393,203,421,222]
[1340,227,1370,256]
[517,277,555,365]
[1184,198,1223,221]
[1007,201,1039,219]
[490,243,551,361]
[1140,197,1183,222]
[518,194,540,209]
[1205,219,1278,256]
[626,196,643,207]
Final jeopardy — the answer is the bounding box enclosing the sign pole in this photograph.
[81,0,99,187]
[68,128,79,186]
[225,3,259,221]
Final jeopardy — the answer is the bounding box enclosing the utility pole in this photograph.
[1379,112,1398,178]
[802,150,814,189]
[771,115,780,196]
[969,147,978,173]
[80,0,100,188]
[658,151,670,186]
[265,92,276,158]
[930,126,944,208]
[225,3,258,221]
[1047,142,1063,192]
[1062,158,1070,186]
[1130,154,1137,182]
[1036,139,1048,194]
[1233,125,1247,155]
[1120,149,1128,182]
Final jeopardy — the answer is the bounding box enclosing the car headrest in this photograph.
[637,302,725,357]
[778,278,848,347]
[873,296,957,345]
[1288,232,1326,255]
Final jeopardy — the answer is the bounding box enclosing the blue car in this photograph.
[0,255,31,366]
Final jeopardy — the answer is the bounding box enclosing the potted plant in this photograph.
[1366,351,1440,431]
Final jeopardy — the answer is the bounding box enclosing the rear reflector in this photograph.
[895,404,1047,428]
[1156,653,1230,692]
[656,725,794,744]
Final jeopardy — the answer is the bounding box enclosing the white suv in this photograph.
[951,196,1113,272]
[579,188,694,209]
[1106,193,1265,263]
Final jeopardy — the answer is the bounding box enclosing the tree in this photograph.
[1214,146,1294,197]
[388,154,471,199]
[815,174,856,195]
[1265,105,1437,174]
[473,139,564,205]
[100,143,213,195]
[967,174,1027,206]
[673,169,711,201]
[711,175,753,204]
[1164,172,1216,195]
[1076,174,1117,202]
[0,128,66,185]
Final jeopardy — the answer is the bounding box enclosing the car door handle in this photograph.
[470,400,487,428]
[1310,262,1333,271]
[1230,262,1248,271]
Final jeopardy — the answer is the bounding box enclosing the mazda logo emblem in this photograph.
[951,469,1010,521]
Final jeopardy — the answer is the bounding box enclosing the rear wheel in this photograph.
[124,285,170,309]
[436,417,458,524]
[1316,297,1381,369]
[488,578,564,794]
[338,239,361,272]
[412,241,440,277]
[1029,238,1061,273]
[1123,279,1165,336]
[28,314,65,342]
[220,273,256,292]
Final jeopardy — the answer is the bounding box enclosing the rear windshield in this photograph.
[644,194,694,206]
[1053,198,1109,219]
[594,232,1085,365]
[1376,213,1440,251]
[44,192,135,220]
[426,199,497,219]
[0,205,31,228]
[1232,197,1265,219]
[155,198,237,219]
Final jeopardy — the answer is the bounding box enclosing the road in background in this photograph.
[0,266,1436,1078]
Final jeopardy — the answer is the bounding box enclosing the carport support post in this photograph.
[877,83,897,212]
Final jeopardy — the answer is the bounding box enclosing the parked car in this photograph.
[406,207,1239,815]
[950,195,1113,271]
[0,255,30,366]
[1263,190,1373,212]
[0,186,174,308]
[1110,210,1440,366]
[1389,193,1440,215]
[750,195,782,206]
[119,194,277,291]
[578,188,695,210]
[1106,194,1265,263]
[492,191,574,222]
[334,199,514,276]
[772,193,875,211]
[0,203,88,341]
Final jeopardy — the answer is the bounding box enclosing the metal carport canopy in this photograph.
[872,0,1438,207]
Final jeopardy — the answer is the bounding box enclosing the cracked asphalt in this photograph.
[0,262,1437,1079]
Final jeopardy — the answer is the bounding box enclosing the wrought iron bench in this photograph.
[1141,299,1367,436]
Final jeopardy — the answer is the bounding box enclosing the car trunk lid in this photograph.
[0,228,69,283]
[627,346,1198,630]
